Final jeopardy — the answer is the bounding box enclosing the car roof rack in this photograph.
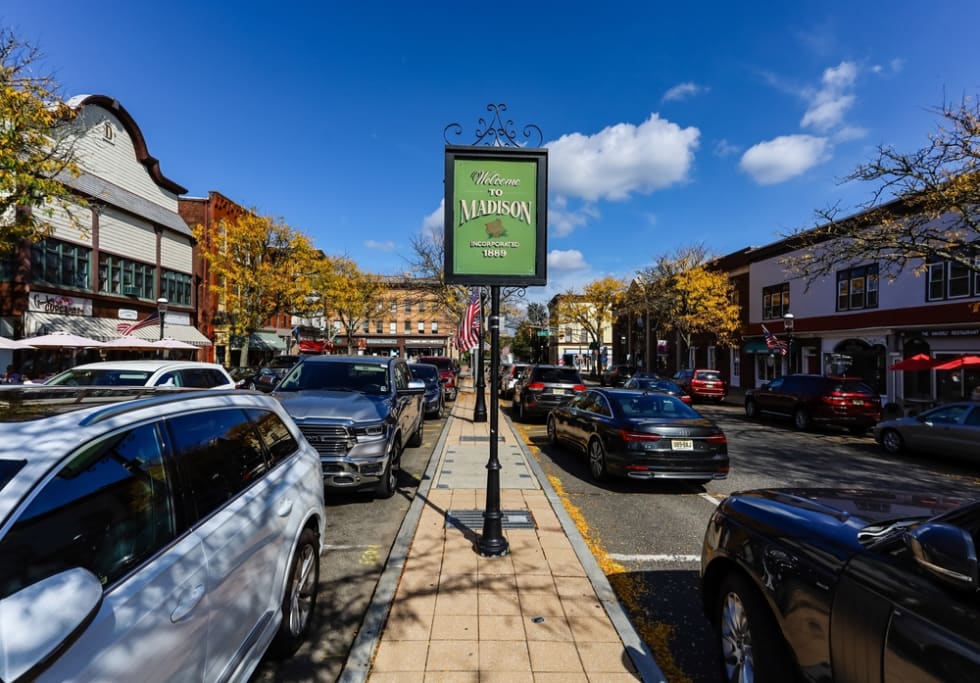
[0,386,242,424]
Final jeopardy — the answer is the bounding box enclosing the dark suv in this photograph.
[417,356,459,401]
[745,374,882,433]
[273,356,425,497]
[512,364,586,421]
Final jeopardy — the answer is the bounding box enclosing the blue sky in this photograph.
[4,1,979,305]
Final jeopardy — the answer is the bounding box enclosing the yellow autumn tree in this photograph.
[192,210,318,367]
[556,276,626,374]
[0,28,82,252]
[637,244,741,358]
[312,255,385,354]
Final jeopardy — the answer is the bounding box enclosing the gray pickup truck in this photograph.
[272,355,425,498]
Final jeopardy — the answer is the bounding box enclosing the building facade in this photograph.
[0,95,210,374]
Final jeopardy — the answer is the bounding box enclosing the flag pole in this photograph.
[472,287,487,422]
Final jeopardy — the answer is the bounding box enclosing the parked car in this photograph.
[417,355,460,401]
[547,388,728,483]
[600,364,634,387]
[409,362,446,419]
[499,362,530,399]
[672,368,728,402]
[512,364,586,421]
[700,487,980,683]
[239,366,285,392]
[0,386,326,682]
[45,360,237,389]
[623,376,693,404]
[227,365,258,388]
[273,355,425,498]
[744,374,882,433]
[874,400,980,460]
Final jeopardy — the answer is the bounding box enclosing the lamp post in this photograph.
[783,312,795,372]
[157,297,168,340]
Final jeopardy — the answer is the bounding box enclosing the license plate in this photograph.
[852,399,864,406]
[553,388,567,395]
[672,439,694,451]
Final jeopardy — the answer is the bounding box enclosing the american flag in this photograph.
[456,288,481,352]
[117,310,161,336]
[761,324,788,356]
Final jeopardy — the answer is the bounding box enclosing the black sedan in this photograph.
[700,488,980,683]
[623,376,693,404]
[242,366,288,392]
[545,388,728,483]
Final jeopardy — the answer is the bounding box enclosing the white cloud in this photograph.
[714,139,742,157]
[548,249,588,271]
[801,61,858,132]
[422,199,444,236]
[549,196,599,238]
[739,135,830,185]
[546,114,700,202]
[365,239,395,251]
[662,82,706,102]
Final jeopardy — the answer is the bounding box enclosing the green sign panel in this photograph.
[536,329,552,337]
[444,146,547,286]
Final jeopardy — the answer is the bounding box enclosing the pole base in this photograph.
[476,534,510,557]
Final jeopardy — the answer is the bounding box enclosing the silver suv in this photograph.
[0,387,325,682]
[273,355,425,498]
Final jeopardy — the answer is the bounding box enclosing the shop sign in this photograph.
[918,328,980,337]
[367,338,399,345]
[28,292,92,316]
[444,146,547,285]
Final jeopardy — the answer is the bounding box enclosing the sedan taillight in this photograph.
[619,430,662,442]
[706,433,727,444]
[573,384,587,392]
[526,382,546,391]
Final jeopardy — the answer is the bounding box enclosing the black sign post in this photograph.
[443,104,548,557]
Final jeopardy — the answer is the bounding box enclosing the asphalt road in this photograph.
[249,407,449,683]
[512,397,980,683]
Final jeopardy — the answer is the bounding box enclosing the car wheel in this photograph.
[268,528,320,658]
[880,428,905,454]
[793,407,810,431]
[546,415,558,445]
[518,398,527,422]
[587,438,607,482]
[449,387,458,402]
[744,400,757,418]
[715,573,794,683]
[247,381,256,390]
[408,415,424,447]
[375,446,399,499]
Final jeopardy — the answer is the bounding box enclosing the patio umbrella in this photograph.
[101,336,159,350]
[152,338,198,350]
[930,355,980,370]
[22,332,105,348]
[0,337,36,350]
[888,353,939,371]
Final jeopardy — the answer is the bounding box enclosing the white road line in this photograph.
[699,492,722,506]
[608,553,701,563]
[323,544,377,551]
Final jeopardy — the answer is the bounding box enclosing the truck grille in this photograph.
[299,424,352,456]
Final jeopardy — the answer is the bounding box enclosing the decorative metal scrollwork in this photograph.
[443,103,543,148]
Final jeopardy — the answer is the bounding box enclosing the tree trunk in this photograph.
[239,339,250,368]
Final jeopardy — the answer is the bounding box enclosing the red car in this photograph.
[673,368,728,403]
[417,356,459,401]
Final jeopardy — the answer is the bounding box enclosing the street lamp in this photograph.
[783,312,795,372]
[157,297,168,340]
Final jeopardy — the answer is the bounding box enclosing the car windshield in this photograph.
[46,369,152,386]
[424,358,453,371]
[830,380,875,394]
[614,394,700,419]
[535,368,582,383]
[695,371,722,381]
[410,365,438,381]
[277,362,388,394]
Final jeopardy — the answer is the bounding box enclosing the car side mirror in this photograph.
[0,568,103,681]
[904,522,979,591]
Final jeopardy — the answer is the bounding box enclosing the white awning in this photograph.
[25,312,123,341]
[129,323,212,347]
